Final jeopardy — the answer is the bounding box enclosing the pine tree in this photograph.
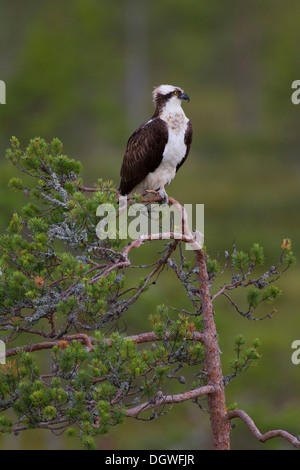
[0,137,298,449]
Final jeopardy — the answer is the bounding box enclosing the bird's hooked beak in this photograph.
[179,93,190,103]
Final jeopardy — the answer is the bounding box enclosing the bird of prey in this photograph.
[119,84,192,204]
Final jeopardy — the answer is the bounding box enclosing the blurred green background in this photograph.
[0,0,300,450]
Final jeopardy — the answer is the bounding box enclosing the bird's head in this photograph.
[152,84,190,115]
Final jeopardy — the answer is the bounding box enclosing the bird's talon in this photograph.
[158,190,169,205]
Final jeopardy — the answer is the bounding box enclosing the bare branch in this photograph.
[126,385,215,418]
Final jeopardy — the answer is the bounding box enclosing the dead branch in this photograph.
[227,409,300,449]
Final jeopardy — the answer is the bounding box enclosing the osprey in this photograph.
[119,84,192,203]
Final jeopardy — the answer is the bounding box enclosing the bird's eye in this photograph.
[173,90,180,95]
